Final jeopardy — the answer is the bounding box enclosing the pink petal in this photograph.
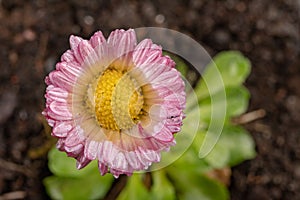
[166,121,182,133]
[107,29,126,46]
[73,40,95,65]
[164,106,184,133]
[133,39,162,66]
[76,153,91,169]
[70,35,84,51]
[139,50,162,65]
[136,151,151,169]
[61,50,77,63]
[65,144,84,157]
[141,105,168,136]
[45,76,52,85]
[109,169,122,178]
[56,138,65,150]
[139,63,167,83]
[102,141,119,164]
[112,152,128,171]
[125,151,142,169]
[159,55,176,68]
[48,101,72,120]
[117,29,136,56]
[138,147,160,162]
[98,161,108,176]
[48,70,74,92]
[151,68,181,85]
[64,127,85,150]
[110,168,132,178]
[56,62,82,79]
[84,140,99,160]
[107,29,136,60]
[56,137,85,158]
[153,126,174,142]
[45,86,69,104]
[43,112,55,127]
[165,93,186,108]
[52,121,73,138]
[89,31,106,48]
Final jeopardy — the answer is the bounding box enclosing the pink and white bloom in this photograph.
[43,29,185,178]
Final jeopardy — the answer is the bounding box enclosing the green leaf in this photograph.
[117,174,150,200]
[45,148,114,199]
[168,146,212,175]
[150,170,176,200]
[222,126,256,166]
[199,86,250,124]
[48,147,95,178]
[224,86,250,117]
[211,51,251,87]
[167,167,229,200]
[203,141,231,169]
[195,51,251,100]
[204,125,256,168]
[43,173,114,200]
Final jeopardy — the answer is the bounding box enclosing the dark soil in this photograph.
[0,0,299,199]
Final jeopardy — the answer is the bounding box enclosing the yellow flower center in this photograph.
[94,68,144,131]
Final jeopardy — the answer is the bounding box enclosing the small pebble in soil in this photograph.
[83,15,94,25]
[155,14,165,24]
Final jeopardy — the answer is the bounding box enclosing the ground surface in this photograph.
[0,0,299,199]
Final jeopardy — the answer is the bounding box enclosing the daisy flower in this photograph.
[43,29,185,178]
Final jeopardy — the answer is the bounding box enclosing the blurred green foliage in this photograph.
[44,148,114,200]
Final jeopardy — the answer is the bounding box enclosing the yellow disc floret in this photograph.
[94,68,144,131]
